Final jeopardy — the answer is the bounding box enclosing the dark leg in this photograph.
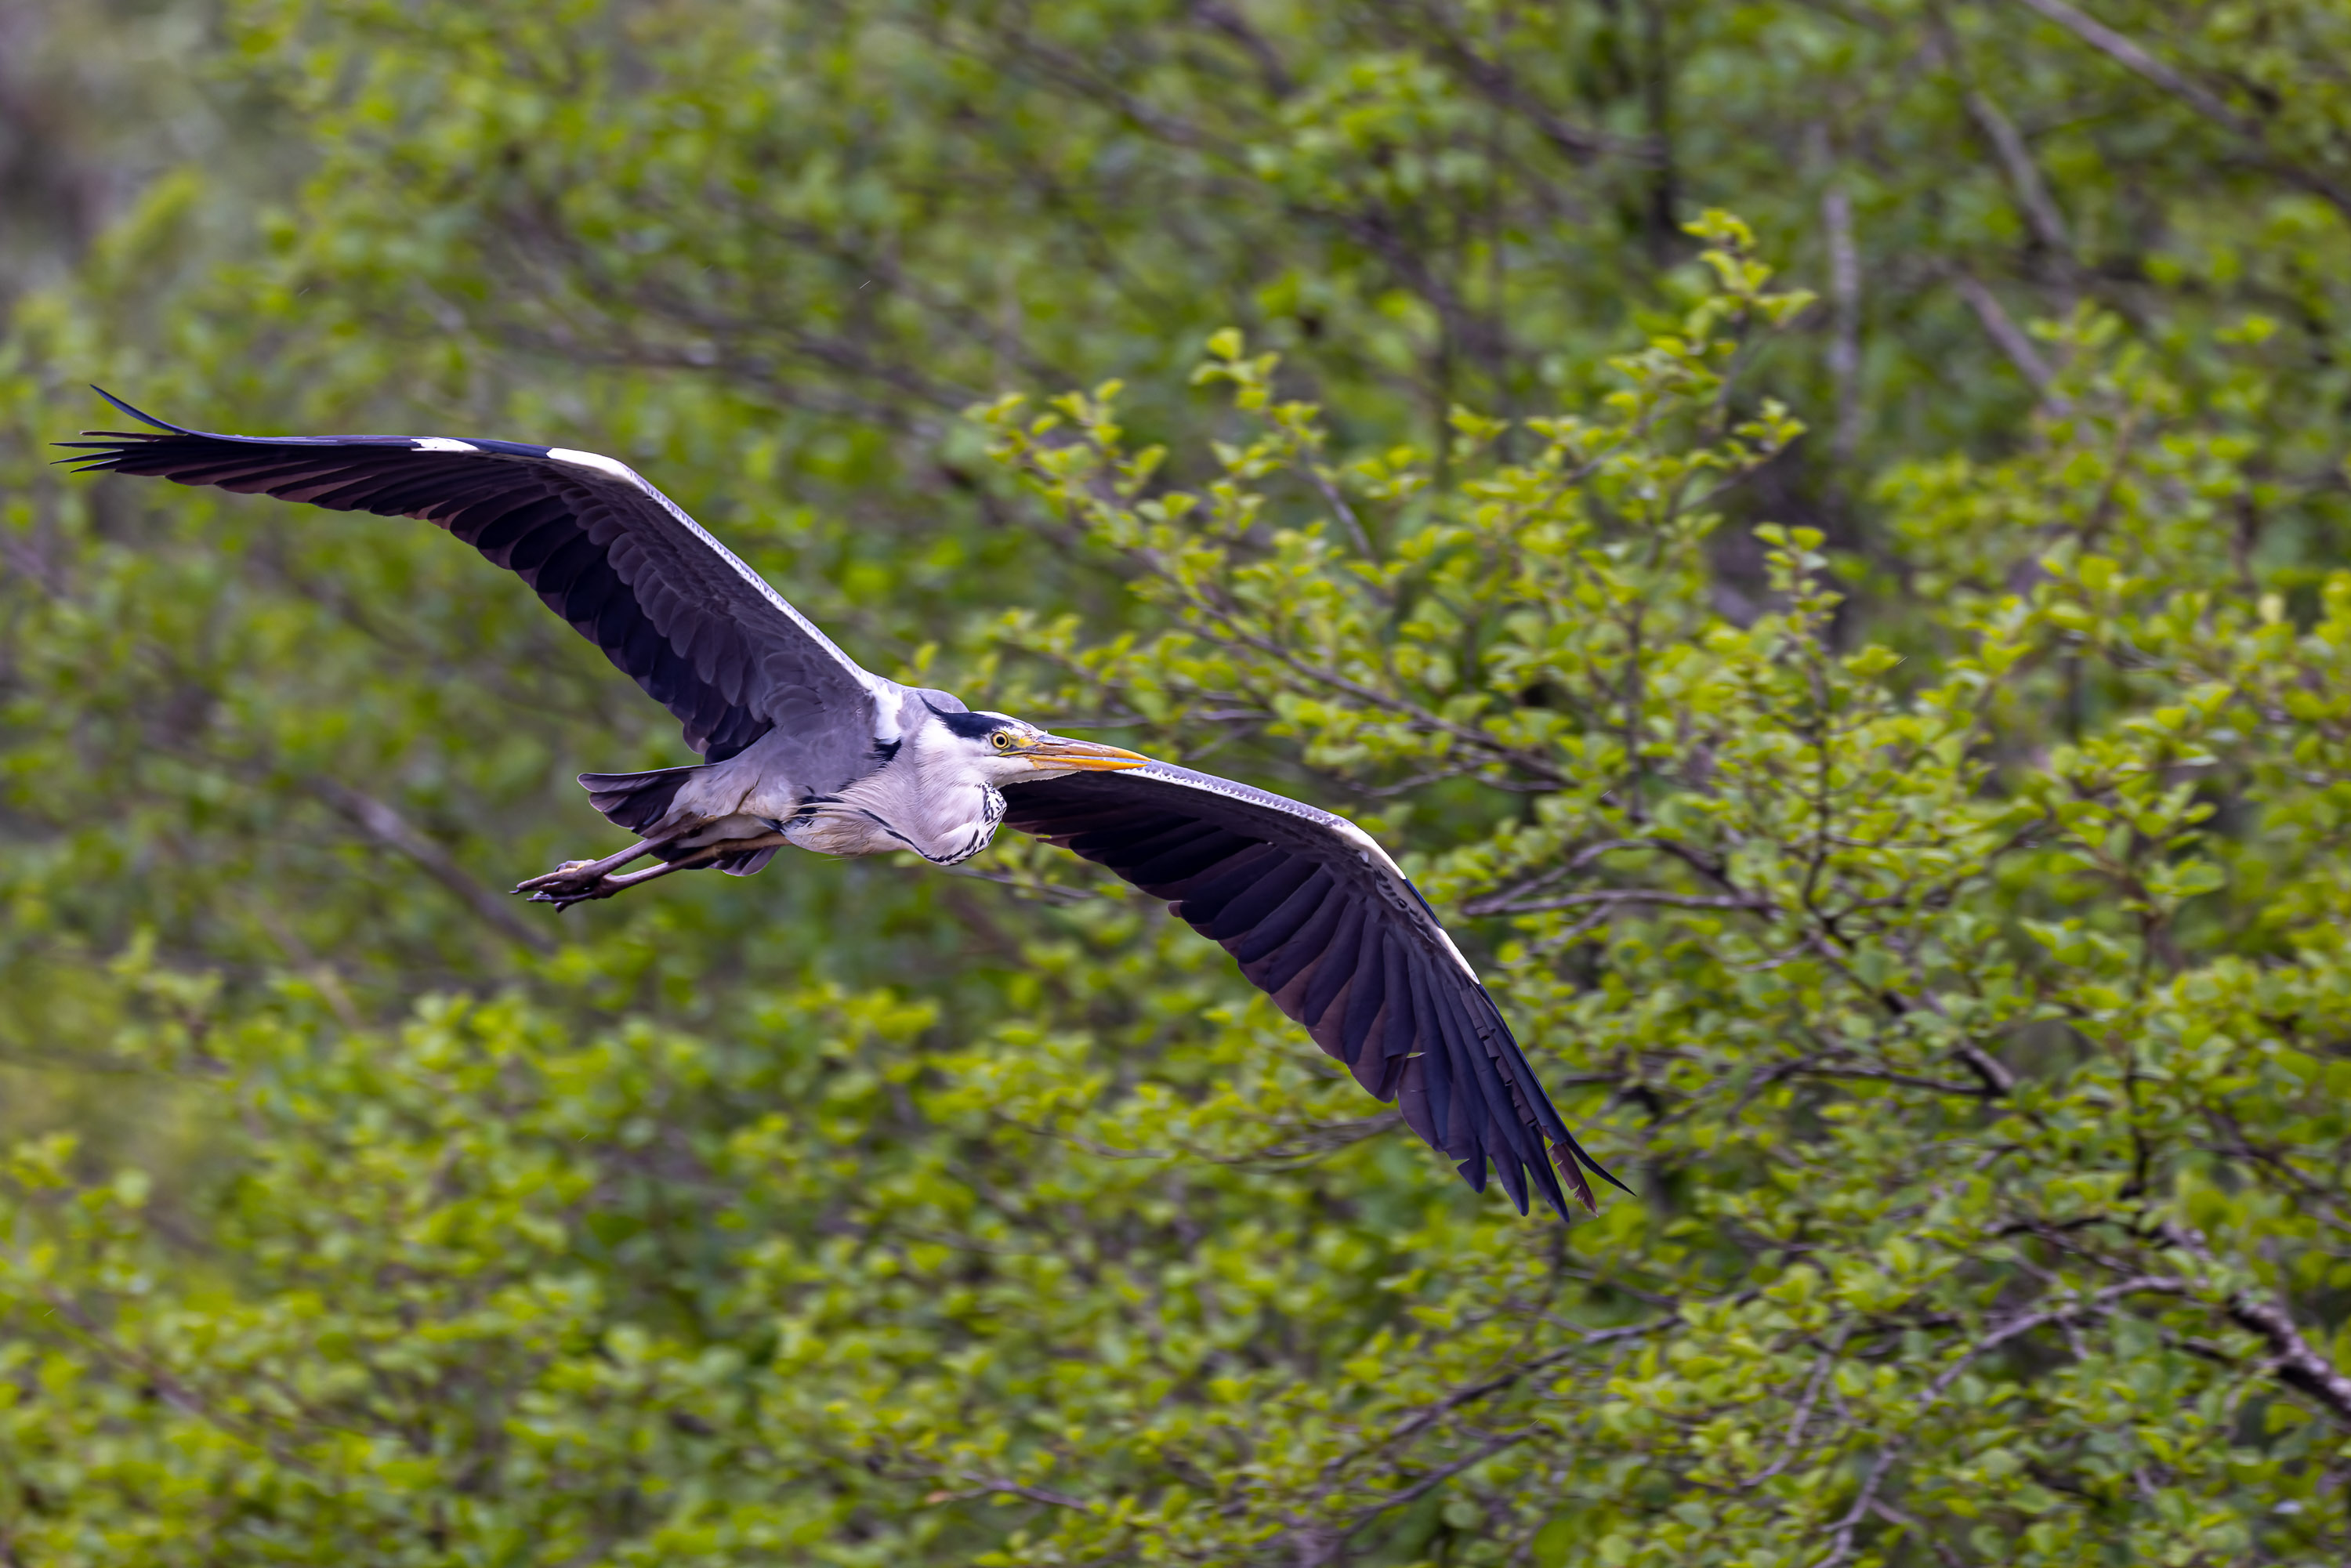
[513,834,681,896]
[518,832,788,911]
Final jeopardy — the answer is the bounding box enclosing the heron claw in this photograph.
[524,880,623,910]
[516,855,683,907]
[514,832,781,911]
[516,863,630,906]
[514,859,600,894]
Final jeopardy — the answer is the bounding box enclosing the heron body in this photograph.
[61,390,1623,1222]
[570,697,1110,887]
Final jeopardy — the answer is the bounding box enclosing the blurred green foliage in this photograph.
[7,1,2351,1563]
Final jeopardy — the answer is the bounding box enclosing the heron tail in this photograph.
[577,764,707,833]
[712,845,779,876]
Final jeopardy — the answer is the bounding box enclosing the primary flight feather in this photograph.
[60,389,1622,1221]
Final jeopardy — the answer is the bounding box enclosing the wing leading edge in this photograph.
[1001,762,1622,1221]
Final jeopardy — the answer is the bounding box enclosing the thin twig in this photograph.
[1479,888,1775,916]
[2007,0,2351,219]
[936,1472,1094,1511]
[1948,270,2060,403]
[310,779,555,954]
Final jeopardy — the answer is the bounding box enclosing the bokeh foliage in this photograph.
[6,1,2351,1563]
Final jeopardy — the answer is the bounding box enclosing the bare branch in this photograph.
[1370,0,1662,166]
[1333,1425,1530,1529]
[1948,270,2063,406]
[933,1472,1094,1511]
[1306,461,1384,583]
[1821,186,1863,462]
[2008,0,2254,137]
[1188,0,1294,98]
[1929,0,2074,259]
[1475,887,1775,917]
[1737,1336,1842,1490]
[1963,89,2074,257]
[2227,1294,2351,1425]
[310,780,554,954]
[2008,0,2351,218]
[1807,1276,2188,1566]
[1954,1043,2018,1097]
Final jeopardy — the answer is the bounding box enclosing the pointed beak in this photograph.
[1025,734,1149,771]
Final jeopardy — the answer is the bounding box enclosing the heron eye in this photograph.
[992,731,1011,749]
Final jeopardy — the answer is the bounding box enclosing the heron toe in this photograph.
[514,859,600,894]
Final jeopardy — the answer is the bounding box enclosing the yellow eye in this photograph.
[991,731,1012,750]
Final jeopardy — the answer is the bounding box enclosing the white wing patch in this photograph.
[873,689,906,744]
[413,437,478,453]
[546,447,636,480]
[1330,817,1481,981]
[1331,817,1405,878]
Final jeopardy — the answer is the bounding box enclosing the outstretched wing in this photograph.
[1001,762,1622,1221]
[60,390,894,784]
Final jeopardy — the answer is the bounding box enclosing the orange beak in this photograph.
[1025,734,1150,771]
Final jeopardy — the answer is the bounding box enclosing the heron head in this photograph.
[933,708,1147,782]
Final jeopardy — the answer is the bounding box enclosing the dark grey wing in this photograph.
[1001,762,1623,1221]
[60,390,893,782]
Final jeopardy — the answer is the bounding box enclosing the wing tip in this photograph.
[1550,1139,1632,1219]
[1506,1132,1630,1224]
[88,386,196,435]
[53,388,201,467]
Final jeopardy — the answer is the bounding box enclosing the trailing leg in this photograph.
[512,834,676,896]
[519,831,788,910]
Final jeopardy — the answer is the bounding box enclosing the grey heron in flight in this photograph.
[61,390,1621,1221]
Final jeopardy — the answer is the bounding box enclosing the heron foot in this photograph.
[514,858,603,895]
[515,831,788,912]
[516,846,717,909]
[522,877,628,911]
[519,855,687,907]
[516,857,654,908]
[515,836,674,898]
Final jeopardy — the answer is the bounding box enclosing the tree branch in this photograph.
[2007,0,2351,219]
[930,1472,1095,1511]
[310,780,554,954]
[1821,185,1863,462]
[2227,1294,2351,1427]
[1962,89,2074,258]
[1949,270,2058,398]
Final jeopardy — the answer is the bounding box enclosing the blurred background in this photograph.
[5,0,2351,1561]
[14,0,2339,1045]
